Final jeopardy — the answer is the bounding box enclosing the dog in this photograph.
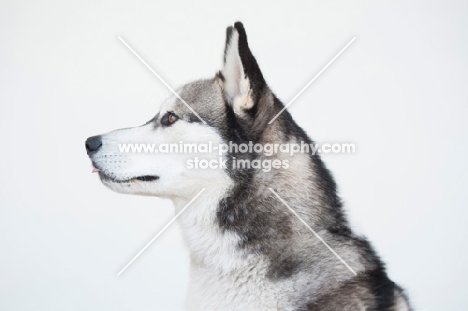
[86,22,410,310]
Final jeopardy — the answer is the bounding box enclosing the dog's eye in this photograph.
[161,112,179,127]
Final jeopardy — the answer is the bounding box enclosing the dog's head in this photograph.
[86,22,282,199]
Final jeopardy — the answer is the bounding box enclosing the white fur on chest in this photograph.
[174,189,280,310]
[185,258,279,310]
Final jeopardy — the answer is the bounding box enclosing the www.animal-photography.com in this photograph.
[1,1,467,310]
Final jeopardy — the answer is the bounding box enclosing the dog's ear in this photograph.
[220,22,266,115]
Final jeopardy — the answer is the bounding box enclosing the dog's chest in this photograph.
[177,198,282,310]
[185,259,280,310]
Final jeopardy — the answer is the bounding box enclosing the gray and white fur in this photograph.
[86,22,411,310]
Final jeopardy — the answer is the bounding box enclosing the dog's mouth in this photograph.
[133,175,160,182]
[92,168,159,183]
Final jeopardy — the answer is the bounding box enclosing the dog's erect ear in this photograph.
[220,22,266,114]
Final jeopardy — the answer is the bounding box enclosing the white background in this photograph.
[1,1,467,310]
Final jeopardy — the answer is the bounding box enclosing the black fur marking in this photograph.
[302,269,397,310]
[216,70,225,82]
[233,22,266,107]
[368,269,397,310]
[217,183,295,273]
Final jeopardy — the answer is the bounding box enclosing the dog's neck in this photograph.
[171,133,348,272]
[173,184,254,272]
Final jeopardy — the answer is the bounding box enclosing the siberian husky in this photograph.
[86,22,410,310]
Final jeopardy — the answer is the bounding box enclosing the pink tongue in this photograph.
[92,168,101,173]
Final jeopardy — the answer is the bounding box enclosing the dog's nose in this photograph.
[85,135,102,154]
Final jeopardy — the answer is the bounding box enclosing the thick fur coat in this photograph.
[86,22,410,310]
